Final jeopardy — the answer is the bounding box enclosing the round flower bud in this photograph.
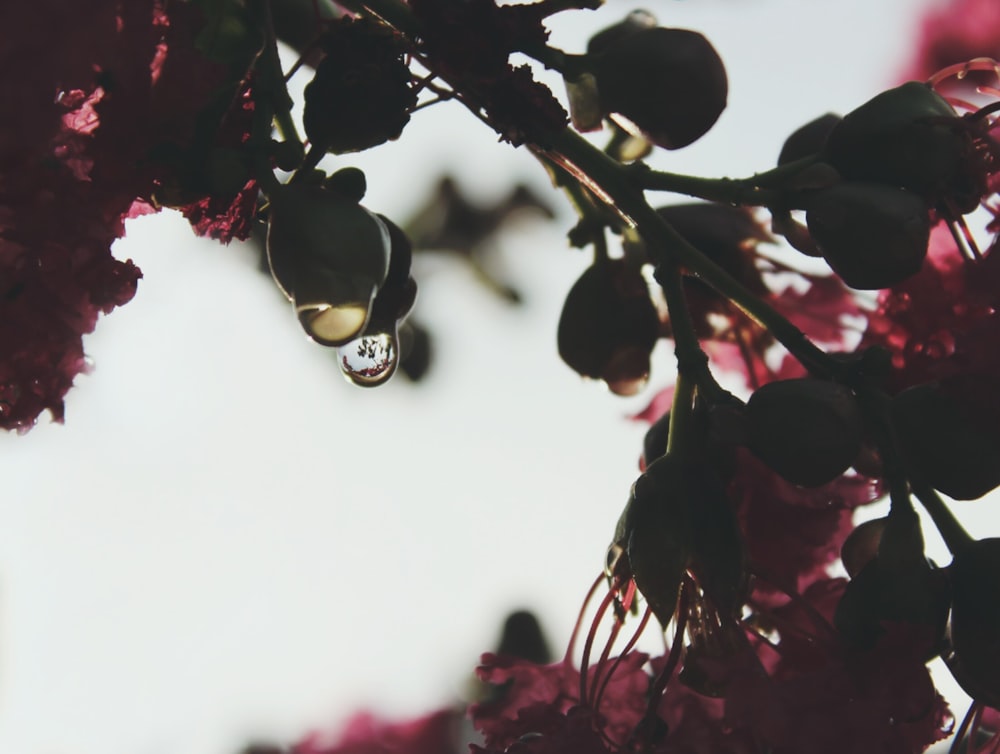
[266,181,391,347]
[823,81,978,211]
[588,27,727,150]
[944,538,1000,708]
[746,378,864,487]
[624,455,745,625]
[805,182,930,289]
[890,375,1000,500]
[557,258,659,396]
[777,113,841,166]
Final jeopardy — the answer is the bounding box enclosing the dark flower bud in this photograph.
[944,538,1000,708]
[745,378,864,487]
[266,180,391,347]
[805,182,930,289]
[303,18,416,154]
[778,113,841,165]
[841,516,888,579]
[835,507,949,653]
[557,258,659,396]
[891,375,1000,500]
[586,26,727,150]
[620,455,746,625]
[823,81,979,211]
[586,10,657,56]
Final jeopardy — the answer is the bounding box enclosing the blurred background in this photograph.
[0,0,985,752]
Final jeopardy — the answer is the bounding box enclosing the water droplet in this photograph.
[297,303,369,347]
[338,331,399,387]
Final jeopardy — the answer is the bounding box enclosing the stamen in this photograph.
[969,100,1000,123]
[579,579,622,705]
[588,600,627,707]
[944,95,982,114]
[928,58,1000,89]
[565,572,608,664]
[591,606,653,716]
[645,579,692,711]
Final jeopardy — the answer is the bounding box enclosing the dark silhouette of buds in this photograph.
[944,538,1000,708]
[891,375,1000,500]
[805,182,930,289]
[585,25,727,150]
[778,113,842,165]
[619,455,746,625]
[836,507,949,652]
[745,378,864,487]
[303,18,416,154]
[266,179,391,347]
[823,81,979,211]
[557,258,659,396]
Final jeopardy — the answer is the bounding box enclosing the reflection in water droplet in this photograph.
[338,331,399,387]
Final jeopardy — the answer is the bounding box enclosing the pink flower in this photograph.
[471,650,649,751]
[294,710,460,754]
[1,1,259,430]
[901,0,1000,83]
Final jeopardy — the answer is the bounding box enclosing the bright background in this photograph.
[1,1,983,752]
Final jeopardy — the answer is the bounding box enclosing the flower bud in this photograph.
[805,182,930,289]
[587,26,727,150]
[266,181,391,347]
[557,258,659,396]
[778,113,841,165]
[745,378,864,487]
[835,507,949,653]
[944,538,1000,707]
[622,455,746,625]
[823,81,978,210]
[891,375,1000,500]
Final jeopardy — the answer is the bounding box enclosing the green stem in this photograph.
[666,371,696,458]
[629,153,823,208]
[629,167,777,206]
[654,262,728,404]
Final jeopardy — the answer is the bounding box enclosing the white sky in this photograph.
[2,1,984,753]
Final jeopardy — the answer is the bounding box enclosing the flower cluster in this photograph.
[1,0,268,430]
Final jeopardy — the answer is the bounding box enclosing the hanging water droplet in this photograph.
[338,330,399,387]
